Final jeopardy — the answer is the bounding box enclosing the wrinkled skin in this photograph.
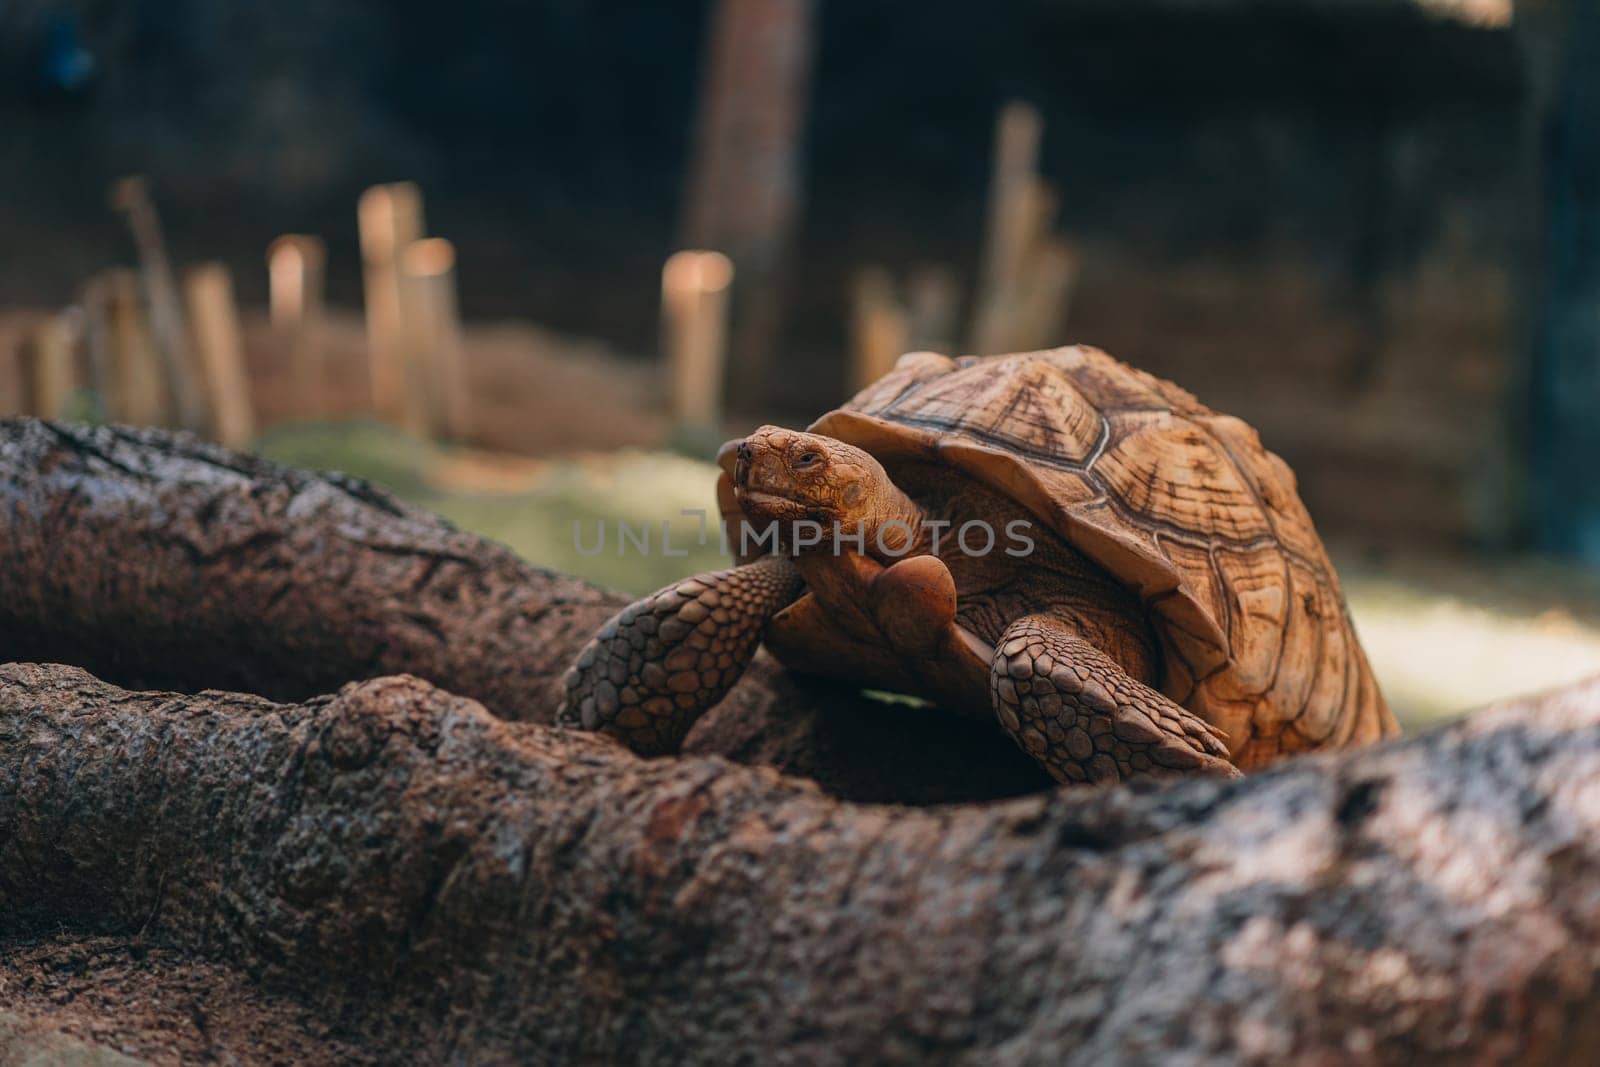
[720,426,924,556]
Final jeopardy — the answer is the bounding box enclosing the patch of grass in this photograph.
[255,421,725,594]
[256,420,434,498]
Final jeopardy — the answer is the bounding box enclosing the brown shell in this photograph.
[809,346,1397,767]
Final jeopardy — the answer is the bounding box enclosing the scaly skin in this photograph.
[990,616,1239,784]
[556,557,804,755]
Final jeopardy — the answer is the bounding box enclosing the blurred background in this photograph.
[3,0,1598,727]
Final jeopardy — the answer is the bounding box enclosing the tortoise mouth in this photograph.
[737,489,831,529]
[738,489,799,510]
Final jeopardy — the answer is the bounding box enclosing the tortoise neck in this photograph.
[859,481,926,559]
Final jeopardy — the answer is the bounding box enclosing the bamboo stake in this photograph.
[970,102,1044,354]
[109,176,206,431]
[849,266,909,392]
[400,238,470,441]
[662,250,734,429]
[20,312,81,418]
[268,234,328,417]
[359,183,425,423]
[184,263,256,449]
[103,268,170,425]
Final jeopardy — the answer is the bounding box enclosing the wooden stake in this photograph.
[109,176,207,431]
[662,250,734,429]
[400,238,470,441]
[1012,237,1081,352]
[77,277,114,419]
[849,266,909,392]
[679,0,817,409]
[103,268,170,425]
[184,262,256,449]
[359,183,426,424]
[20,312,81,418]
[268,234,328,417]
[974,177,1063,354]
[905,265,960,355]
[970,102,1044,354]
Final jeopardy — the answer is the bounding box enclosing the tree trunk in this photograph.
[3,419,1600,1063]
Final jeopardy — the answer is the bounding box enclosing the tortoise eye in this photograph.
[795,451,822,468]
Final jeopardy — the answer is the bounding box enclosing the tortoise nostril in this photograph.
[735,442,752,485]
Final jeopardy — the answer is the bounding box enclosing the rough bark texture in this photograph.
[0,418,1049,805]
[4,665,1600,1064]
[3,419,1600,1063]
[0,419,607,718]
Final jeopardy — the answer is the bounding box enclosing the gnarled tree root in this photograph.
[0,419,1047,805]
[4,664,1600,1063]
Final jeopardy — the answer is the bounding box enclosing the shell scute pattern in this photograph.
[815,345,1396,765]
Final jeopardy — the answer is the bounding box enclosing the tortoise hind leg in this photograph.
[991,615,1240,785]
[557,557,803,755]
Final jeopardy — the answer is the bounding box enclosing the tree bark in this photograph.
[4,663,1600,1064]
[0,417,1048,805]
[0,418,607,715]
[3,419,1600,1063]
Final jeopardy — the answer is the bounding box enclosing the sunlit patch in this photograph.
[1415,0,1512,29]
[859,688,934,709]
[1343,572,1600,729]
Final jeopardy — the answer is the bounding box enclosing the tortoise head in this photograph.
[718,426,895,534]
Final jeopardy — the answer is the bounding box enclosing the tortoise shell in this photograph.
[808,346,1397,768]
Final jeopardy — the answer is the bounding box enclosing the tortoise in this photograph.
[558,346,1398,784]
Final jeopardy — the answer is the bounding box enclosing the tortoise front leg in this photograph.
[557,557,803,755]
[990,615,1240,785]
